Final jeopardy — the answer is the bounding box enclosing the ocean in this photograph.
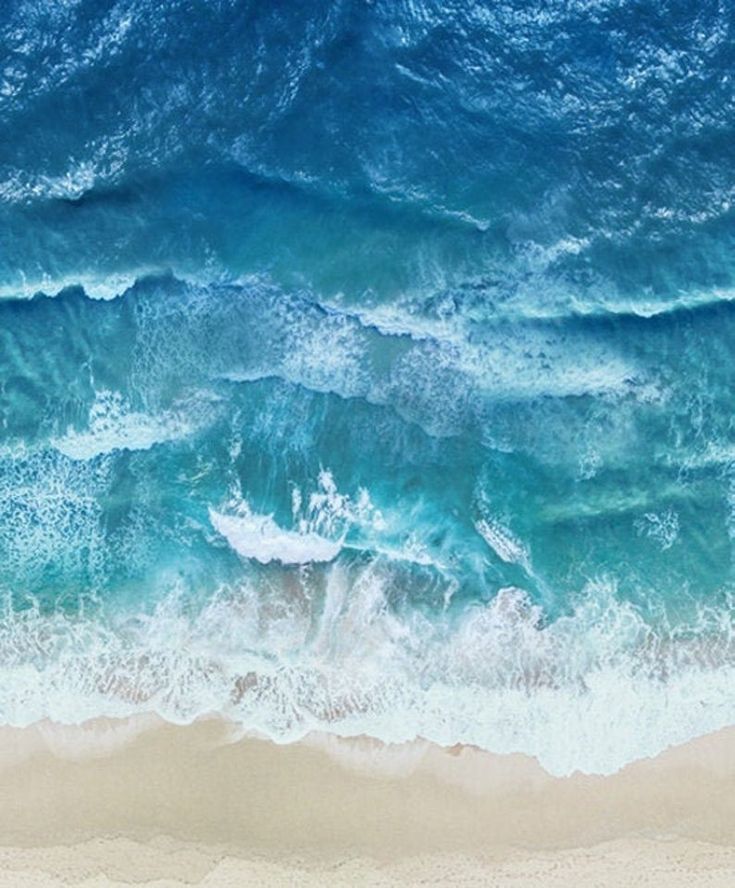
[1,0,735,775]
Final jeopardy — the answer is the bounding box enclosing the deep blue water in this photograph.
[1,0,735,773]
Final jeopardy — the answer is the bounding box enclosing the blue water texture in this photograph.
[1,0,735,774]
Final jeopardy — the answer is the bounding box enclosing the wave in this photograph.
[50,390,202,460]
[0,273,141,303]
[210,507,343,565]
[7,255,735,331]
[2,0,734,316]
[5,258,735,385]
[209,470,382,565]
[0,274,657,467]
[0,577,733,777]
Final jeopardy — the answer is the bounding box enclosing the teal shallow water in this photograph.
[1,0,735,774]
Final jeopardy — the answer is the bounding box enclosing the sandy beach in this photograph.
[0,717,731,885]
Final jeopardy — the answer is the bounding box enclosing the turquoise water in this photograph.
[1,0,735,774]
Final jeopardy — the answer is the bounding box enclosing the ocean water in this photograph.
[1,0,735,775]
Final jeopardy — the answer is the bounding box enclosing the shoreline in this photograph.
[0,717,733,884]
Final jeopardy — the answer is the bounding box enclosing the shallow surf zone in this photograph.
[0,273,734,778]
[0,570,733,778]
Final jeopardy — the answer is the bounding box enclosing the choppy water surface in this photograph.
[1,0,735,774]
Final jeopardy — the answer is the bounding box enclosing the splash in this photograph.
[210,471,383,565]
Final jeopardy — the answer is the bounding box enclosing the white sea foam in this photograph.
[210,471,383,565]
[209,507,343,564]
[51,391,198,460]
[475,517,530,568]
[281,311,368,397]
[0,271,140,302]
[341,298,649,404]
[0,576,731,777]
[634,508,680,551]
[0,448,108,583]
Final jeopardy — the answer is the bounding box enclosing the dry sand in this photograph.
[0,716,733,885]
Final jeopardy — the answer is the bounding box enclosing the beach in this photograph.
[2,1,734,884]
[0,717,732,886]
